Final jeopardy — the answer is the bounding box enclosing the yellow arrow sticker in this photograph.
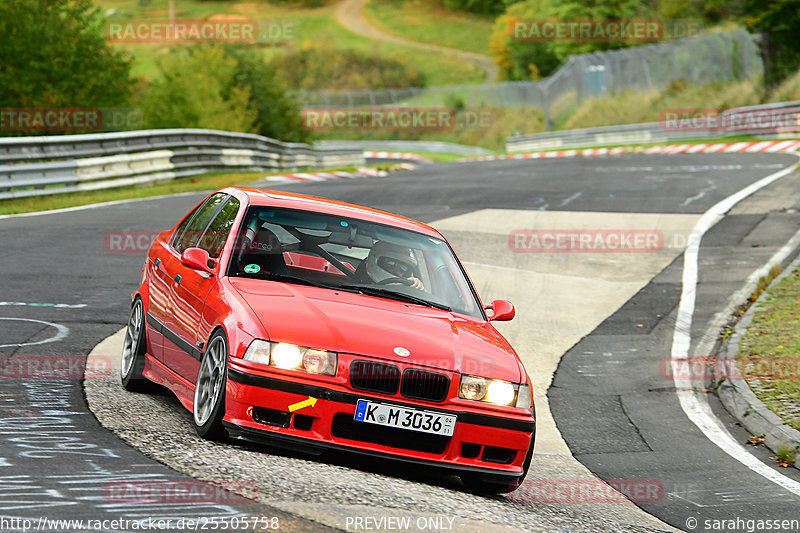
[288,397,318,412]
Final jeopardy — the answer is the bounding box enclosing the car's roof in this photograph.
[227,187,443,238]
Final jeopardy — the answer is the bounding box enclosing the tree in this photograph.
[0,0,133,108]
[226,47,312,143]
[742,0,800,84]
[490,0,650,80]
[136,46,257,133]
[443,0,509,15]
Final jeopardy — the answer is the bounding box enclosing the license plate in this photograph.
[354,399,456,437]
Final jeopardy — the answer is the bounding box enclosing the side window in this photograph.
[197,197,241,259]
[172,193,229,254]
[171,208,200,250]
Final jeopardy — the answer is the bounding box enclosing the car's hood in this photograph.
[230,279,521,383]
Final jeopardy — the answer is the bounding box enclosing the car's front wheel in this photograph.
[121,297,149,392]
[193,330,229,440]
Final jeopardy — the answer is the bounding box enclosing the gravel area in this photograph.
[85,331,676,533]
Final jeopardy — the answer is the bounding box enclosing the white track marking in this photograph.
[680,180,717,207]
[557,192,582,207]
[671,156,800,495]
[0,318,69,348]
[0,302,86,309]
[0,192,200,220]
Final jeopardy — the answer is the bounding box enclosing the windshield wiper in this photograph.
[245,272,344,291]
[340,285,452,312]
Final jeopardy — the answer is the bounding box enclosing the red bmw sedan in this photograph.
[121,187,535,492]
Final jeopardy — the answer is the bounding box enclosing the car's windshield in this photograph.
[227,205,484,319]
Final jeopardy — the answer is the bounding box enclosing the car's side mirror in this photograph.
[485,300,515,321]
[181,247,216,275]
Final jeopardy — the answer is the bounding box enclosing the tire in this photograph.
[460,436,535,494]
[120,298,150,392]
[193,330,229,440]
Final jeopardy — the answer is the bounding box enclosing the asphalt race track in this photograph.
[2,153,800,532]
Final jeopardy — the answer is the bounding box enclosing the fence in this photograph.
[300,29,762,130]
[505,101,800,153]
[0,129,364,200]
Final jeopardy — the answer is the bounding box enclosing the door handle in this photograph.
[174,274,182,285]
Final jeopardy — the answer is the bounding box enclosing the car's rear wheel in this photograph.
[193,331,229,440]
[121,298,149,392]
[460,437,534,494]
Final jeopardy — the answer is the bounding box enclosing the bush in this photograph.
[768,70,800,102]
[271,45,425,91]
[442,0,510,15]
[0,0,133,133]
[491,0,652,80]
[136,45,311,142]
[742,0,800,85]
[136,46,257,133]
[265,0,329,6]
[226,47,312,143]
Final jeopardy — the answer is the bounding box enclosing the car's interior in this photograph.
[226,206,481,318]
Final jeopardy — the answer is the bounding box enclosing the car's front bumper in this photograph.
[224,364,535,482]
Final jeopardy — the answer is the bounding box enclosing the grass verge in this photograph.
[0,166,373,216]
[98,0,484,85]
[737,265,800,434]
[403,152,470,162]
[363,0,493,55]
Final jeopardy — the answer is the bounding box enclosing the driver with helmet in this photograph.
[364,241,425,290]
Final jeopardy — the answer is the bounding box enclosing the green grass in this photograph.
[560,78,766,131]
[290,15,483,85]
[405,151,471,162]
[502,134,782,155]
[97,0,484,85]
[0,165,378,216]
[737,266,800,432]
[363,0,494,55]
[312,106,545,151]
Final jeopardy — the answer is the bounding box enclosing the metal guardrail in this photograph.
[0,129,364,200]
[314,140,493,157]
[506,101,800,153]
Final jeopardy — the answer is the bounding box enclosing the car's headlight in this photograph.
[242,339,271,365]
[487,379,516,406]
[459,375,488,401]
[243,340,337,376]
[459,375,519,407]
[515,383,532,409]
